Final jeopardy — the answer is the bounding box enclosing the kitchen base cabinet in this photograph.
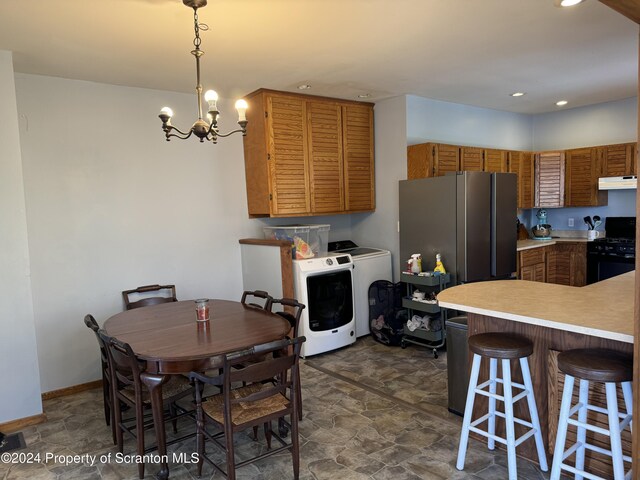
[518,247,546,282]
[546,242,587,287]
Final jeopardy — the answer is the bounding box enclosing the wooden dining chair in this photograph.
[122,284,177,310]
[98,330,194,479]
[84,314,116,444]
[240,290,273,311]
[270,298,305,421]
[189,336,305,480]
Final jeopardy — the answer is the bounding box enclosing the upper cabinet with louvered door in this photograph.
[460,146,483,171]
[307,101,344,214]
[243,90,310,217]
[600,143,637,177]
[433,143,460,176]
[267,94,311,216]
[565,147,607,207]
[508,151,534,209]
[484,149,507,173]
[535,152,565,208]
[342,104,375,212]
[407,143,433,180]
[242,89,374,217]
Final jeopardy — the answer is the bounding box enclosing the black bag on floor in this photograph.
[368,280,407,346]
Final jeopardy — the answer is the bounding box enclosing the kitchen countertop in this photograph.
[437,271,634,343]
[517,237,589,251]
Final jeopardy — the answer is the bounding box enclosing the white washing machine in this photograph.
[293,254,356,357]
[328,241,392,338]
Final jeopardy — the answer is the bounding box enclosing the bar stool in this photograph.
[456,333,548,480]
[550,349,633,480]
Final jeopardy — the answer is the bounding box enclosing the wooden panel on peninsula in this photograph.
[466,313,632,477]
[437,273,634,473]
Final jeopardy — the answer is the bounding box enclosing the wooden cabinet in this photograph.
[508,151,534,209]
[407,143,433,180]
[519,242,586,286]
[565,147,607,207]
[599,142,637,177]
[484,149,508,173]
[518,248,546,283]
[242,89,374,217]
[535,152,565,208]
[406,142,460,178]
[546,242,587,287]
[460,146,483,171]
[342,103,375,212]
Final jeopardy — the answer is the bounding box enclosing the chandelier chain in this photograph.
[193,9,201,49]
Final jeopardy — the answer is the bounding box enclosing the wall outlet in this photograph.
[568,218,575,227]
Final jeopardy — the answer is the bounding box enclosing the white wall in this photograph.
[532,97,638,150]
[351,96,407,280]
[0,52,42,423]
[406,95,533,150]
[15,74,266,392]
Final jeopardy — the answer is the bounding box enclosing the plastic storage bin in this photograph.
[263,224,330,259]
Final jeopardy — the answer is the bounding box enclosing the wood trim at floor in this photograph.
[41,379,103,401]
[0,413,47,433]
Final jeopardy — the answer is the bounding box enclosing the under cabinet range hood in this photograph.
[598,176,637,190]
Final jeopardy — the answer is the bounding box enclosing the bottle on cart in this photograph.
[434,253,446,274]
[409,253,422,274]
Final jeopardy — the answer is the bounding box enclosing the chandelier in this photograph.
[158,0,248,143]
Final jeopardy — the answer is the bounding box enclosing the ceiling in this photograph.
[0,0,637,114]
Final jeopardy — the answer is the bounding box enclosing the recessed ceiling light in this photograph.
[358,93,372,99]
[297,84,311,90]
[556,100,568,106]
[510,92,526,97]
[554,0,585,7]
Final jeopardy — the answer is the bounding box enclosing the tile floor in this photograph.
[0,337,550,479]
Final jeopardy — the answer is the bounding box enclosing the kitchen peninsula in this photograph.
[438,272,634,476]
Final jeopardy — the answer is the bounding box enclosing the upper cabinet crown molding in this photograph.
[242,89,374,218]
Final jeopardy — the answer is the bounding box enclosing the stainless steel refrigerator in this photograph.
[399,171,517,285]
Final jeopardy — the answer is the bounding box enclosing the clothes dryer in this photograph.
[293,254,356,357]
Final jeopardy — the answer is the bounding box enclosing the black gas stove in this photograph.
[586,217,636,284]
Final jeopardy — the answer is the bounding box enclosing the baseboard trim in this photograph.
[41,379,103,401]
[0,413,47,433]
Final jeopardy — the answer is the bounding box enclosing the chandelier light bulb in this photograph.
[160,107,174,118]
[235,99,248,122]
[204,90,218,111]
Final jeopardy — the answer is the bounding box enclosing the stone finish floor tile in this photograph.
[1,336,549,479]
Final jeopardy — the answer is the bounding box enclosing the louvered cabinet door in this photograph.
[460,146,483,171]
[535,152,565,207]
[342,104,375,212]
[565,147,605,206]
[520,152,535,209]
[433,144,460,176]
[267,94,310,216]
[306,101,344,214]
[484,149,507,172]
[601,143,635,177]
[407,143,432,180]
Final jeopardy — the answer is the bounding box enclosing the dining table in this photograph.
[103,299,292,480]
